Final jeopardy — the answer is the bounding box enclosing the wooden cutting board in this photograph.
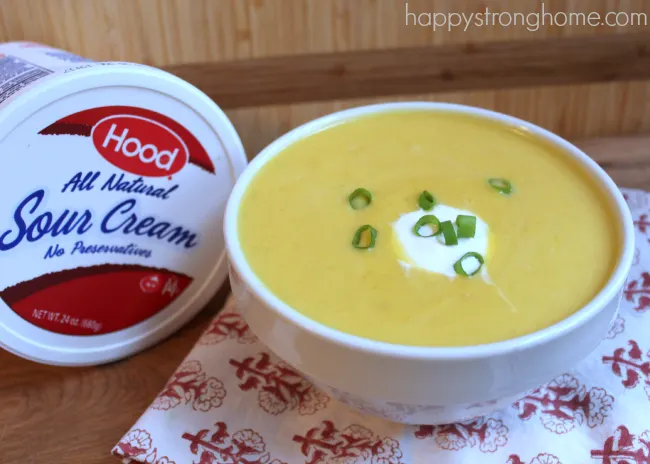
[0,134,648,463]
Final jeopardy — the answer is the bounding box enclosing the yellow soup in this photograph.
[238,110,619,346]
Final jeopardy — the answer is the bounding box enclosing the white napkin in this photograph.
[113,188,650,464]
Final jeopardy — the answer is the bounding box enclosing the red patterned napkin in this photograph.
[113,188,650,464]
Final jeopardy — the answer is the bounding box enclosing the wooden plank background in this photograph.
[165,33,650,109]
[1,0,650,156]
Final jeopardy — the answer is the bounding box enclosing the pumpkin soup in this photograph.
[238,110,618,346]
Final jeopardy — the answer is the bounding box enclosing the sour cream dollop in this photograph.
[392,204,490,279]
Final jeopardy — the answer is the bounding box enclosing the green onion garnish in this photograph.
[439,220,458,246]
[349,188,372,209]
[418,190,436,211]
[454,252,485,277]
[456,215,477,238]
[488,178,513,195]
[352,225,377,249]
[412,215,441,237]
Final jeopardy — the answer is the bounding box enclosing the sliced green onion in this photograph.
[349,188,372,209]
[456,215,477,238]
[412,215,441,237]
[439,220,458,246]
[352,225,377,249]
[488,178,513,195]
[418,190,436,211]
[454,252,485,277]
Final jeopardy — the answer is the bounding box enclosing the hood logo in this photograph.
[91,115,189,177]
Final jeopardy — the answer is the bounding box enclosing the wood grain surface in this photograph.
[165,32,650,109]
[0,284,231,464]
[225,81,650,161]
[0,134,647,463]
[2,0,650,139]
[3,0,649,63]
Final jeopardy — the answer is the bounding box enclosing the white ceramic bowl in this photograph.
[223,102,635,425]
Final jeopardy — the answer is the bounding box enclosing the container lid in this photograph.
[0,61,247,365]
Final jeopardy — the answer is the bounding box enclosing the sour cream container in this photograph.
[0,42,248,366]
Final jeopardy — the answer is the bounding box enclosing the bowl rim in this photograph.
[223,101,635,361]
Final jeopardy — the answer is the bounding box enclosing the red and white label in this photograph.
[92,115,189,177]
[0,42,240,366]
[1,265,192,335]
[0,104,222,337]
